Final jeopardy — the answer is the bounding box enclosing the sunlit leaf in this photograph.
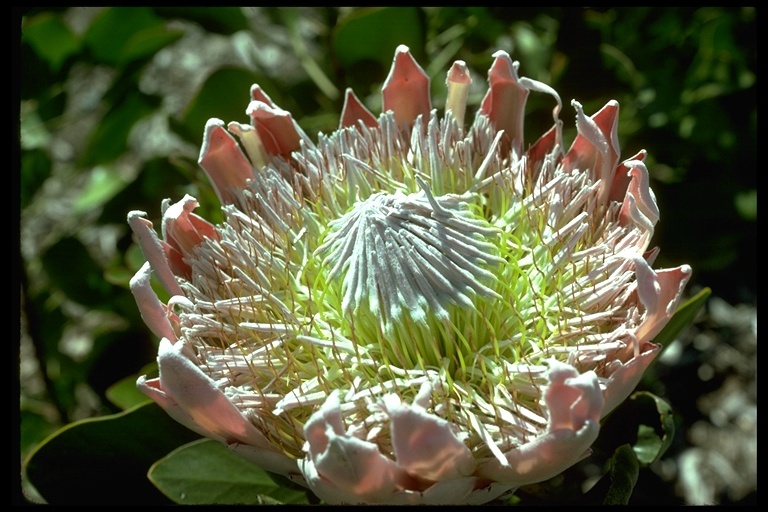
[149,439,311,504]
[23,402,201,505]
[74,165,131,214]
[106,373,155,410]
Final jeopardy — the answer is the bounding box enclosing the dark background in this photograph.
[18,7,756,504]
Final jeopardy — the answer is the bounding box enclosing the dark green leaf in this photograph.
[178,67,269,146]
[21,12,80,73]
[78,93,156,167]
[84,7,164,66]
[149,439,311,504]
[333,7,425,70]
[629,391,675,466]
[153,7,249,34]
[602,444,640,505]
[118,25,185,66]
[23,402,201,505]
[653,287,711,347]
[20,148,52,209]
[20,408,59,461]
[40,236,114,307]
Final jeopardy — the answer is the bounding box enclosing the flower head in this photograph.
[129,44,691,504]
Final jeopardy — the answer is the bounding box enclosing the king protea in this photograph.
[127,44,691,504]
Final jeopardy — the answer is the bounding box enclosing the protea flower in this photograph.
[127,45,691,504]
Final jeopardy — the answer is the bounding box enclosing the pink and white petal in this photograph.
[250,84,277,107]
[161,194,218,256]
[137,375,177,412]
[644,246,660,267]
[478,361,603,487]
[384,477,483,505]
[137,372,224,443]
[601,341,662,416]
[128,210,183,297]
[163,242,192,281]
[303,392,407,504]
[198,119,255,205]
[545,361,604,431]
[620,192,655,237]
[562,100,621,207]
[608,150,647,203]
[518,74,563,121]
[384,394,476,481]
[525,122,562,179]
[150,338,278,452]
[298,457,373,505]
[478,51,529,157]
[624,160,659,226]
[634,263,693,344]
[483,420,599,488]
[382,45,432,130]
[340,88,378,130]
[303,434,406,504]
[247,100,302,157]
[129,262,177,342]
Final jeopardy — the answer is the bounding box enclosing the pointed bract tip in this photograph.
[340,88,378,130]
[447,60,471,85]
[382,44,431,129]
[198,118,254,204]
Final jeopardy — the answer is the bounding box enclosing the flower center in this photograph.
[318,184,504,370]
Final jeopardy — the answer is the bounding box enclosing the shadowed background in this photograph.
[18,7,755,505]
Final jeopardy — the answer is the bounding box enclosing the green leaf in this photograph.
[74,165,131,214]
[84,7,164,66]
[21,12,80,73]
[20,148,52,209]
[40,236,115,307]
[178,67,269,146]
[23,402,201,505]
[149,439,311,504]
[154,7,249,34]
[629,391,675,466]
[333,7,425,70]
[602,444,640,505]
[19,408,59,461]
[118,25,185,66]
[653,286,710,347]
[106,371,156,410]
[78,93,156,167]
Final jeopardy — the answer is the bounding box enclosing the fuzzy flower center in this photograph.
[318,184,504,369]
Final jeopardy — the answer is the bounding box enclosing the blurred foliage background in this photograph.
[17,7,755,505]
